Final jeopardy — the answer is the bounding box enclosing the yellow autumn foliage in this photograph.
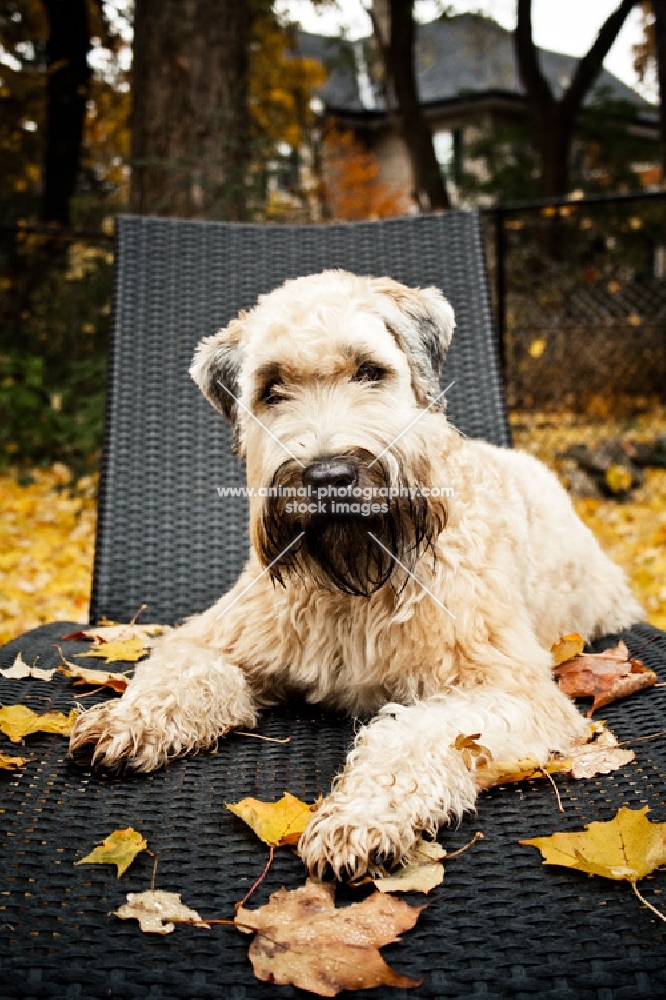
[511,405,666,631]
[0,464,97,645]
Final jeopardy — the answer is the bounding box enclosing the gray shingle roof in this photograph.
[296,12,652,115]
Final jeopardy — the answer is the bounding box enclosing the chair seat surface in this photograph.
[1,621,665,999]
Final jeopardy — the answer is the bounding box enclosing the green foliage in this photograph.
[0,232,112,476]
[573,87,655,194]
[456,115,540,204]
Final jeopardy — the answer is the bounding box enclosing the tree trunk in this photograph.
[539,117,574,198]
[40,0,91,226]
[131,0,250,220]
[653,1,666,180]
[516,0,635,198]
[373,0,450,210]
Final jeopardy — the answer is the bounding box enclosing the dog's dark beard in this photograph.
[258,453,445,597]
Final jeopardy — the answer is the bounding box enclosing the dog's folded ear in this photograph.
[189,315,246,454]
[369,278,455,407]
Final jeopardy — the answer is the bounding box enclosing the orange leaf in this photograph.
[554,640,656,716]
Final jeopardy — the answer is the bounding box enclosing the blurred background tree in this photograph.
[0,0,663,477]
[516,0,636,198]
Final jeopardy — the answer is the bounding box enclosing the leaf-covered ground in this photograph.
[511,406,666,632]
[0,464,97,645]
[1,410,665,646]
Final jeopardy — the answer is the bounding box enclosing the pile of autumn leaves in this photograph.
[1,624,665,996]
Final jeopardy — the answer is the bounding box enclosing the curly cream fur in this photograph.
[70,269,643,877]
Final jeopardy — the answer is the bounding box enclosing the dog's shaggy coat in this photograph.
[70,270,643,877]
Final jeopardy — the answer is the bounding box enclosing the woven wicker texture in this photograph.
[1,622,665,998]
[90,212,510,626]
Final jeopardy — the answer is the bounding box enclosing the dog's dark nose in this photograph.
[302,457,358,493]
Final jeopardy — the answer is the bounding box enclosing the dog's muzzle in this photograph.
[258,448,445,597]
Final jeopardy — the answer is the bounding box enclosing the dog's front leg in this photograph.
[299,683,586,878]
[69,579,265,772]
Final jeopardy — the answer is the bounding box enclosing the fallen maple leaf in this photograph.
[114,889,209,934]
[57,663,129,693]
[521,806,666,886]
[372,838,445,894]
[0,751,30,770]
[235,879,423,996]
[75,636,149,663]
[61,623,166,645]
[227,792,318,847]
[554,640,656,716]
[551,633,584,666]
[76,827,147,877]
[0,703,76,742]
[0,652,56,681]
[564,728,635,779]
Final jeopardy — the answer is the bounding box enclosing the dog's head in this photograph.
[190,270,454,595]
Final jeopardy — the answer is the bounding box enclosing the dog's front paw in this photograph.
[298,796,418,879]
[69,701,191,772]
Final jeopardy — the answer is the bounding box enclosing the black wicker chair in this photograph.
[1,212,665,999]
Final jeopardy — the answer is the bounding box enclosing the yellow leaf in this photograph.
[551,633,584,666]
[0,751,30,770]
[114,889,209,934]
[227,792,318,847]
[372,838,445,894]
[520,807,666,882]
[0,703,77,742]
[605,464,633,494]
[76,827,147,877]
[528,338,546,358]
[75,636,149,663]
[474,753,567,791]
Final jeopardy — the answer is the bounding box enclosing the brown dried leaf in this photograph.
[554,640,656,716]
[451,732,492,769]
[235,879,423,996]
[114,889,209,934]
[564,728,635,779]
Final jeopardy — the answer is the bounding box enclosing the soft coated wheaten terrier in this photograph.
[70,270,642,877]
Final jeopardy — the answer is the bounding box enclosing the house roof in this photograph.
[297,12,654,118]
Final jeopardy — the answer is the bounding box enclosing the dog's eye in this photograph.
[261,379,285,406]
[352,363,384,383]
